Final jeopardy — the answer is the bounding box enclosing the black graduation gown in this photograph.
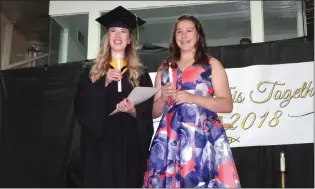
[74,66,154,187]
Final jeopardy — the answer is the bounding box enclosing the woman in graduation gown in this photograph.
[74,6,154,188]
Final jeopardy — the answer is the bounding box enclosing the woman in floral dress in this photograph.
[144,15,241,188]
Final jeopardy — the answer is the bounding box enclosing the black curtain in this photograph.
[0,63,82,187]
[232,143,314,188]
[0,37,313,187]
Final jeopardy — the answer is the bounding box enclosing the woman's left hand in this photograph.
[117,98,136,114]
[173,91,196,105]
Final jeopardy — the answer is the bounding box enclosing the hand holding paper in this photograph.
[116,98,135,113]
[109,86,159,116]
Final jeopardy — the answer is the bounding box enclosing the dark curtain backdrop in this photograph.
[0,64,82,187]
[0,37,313,188]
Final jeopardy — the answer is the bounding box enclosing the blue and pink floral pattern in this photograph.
[144,60,241,188]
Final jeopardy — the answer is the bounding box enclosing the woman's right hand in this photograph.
[161,82,176,102]
[106,68,122,86]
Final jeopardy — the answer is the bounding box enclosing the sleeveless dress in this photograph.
[143,59,241,188]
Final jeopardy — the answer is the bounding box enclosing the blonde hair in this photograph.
[90,31,143,86]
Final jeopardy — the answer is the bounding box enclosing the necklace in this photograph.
[177,59,194,71]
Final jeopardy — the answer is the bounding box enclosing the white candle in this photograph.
[117,57,122,92]
[168,62,173,83]
[280,151,285,172]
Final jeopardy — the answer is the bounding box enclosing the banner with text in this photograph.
[149,61,314,147]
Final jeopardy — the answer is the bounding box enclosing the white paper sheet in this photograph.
[109,86,159,116]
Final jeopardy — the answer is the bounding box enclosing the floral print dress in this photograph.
[144,59,241,188]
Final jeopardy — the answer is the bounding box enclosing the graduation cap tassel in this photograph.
[135,14,141,50]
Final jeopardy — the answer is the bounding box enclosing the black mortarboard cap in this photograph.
[95,6,146,30]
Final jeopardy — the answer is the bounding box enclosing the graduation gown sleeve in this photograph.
[135,70,154,160]
[74,66,106,138]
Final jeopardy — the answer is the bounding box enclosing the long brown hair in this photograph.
[90,31,143,86]
[160,14,209,71]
